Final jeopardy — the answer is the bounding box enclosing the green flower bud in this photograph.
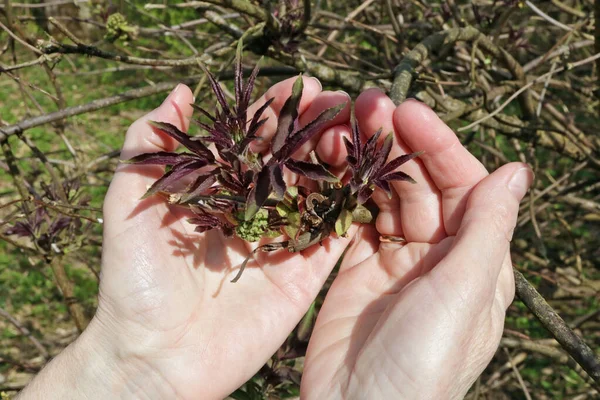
[235,209,271,242]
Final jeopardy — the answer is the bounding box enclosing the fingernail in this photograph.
[164,83,182,104]
[310,76,322,91]
[172,83,182,94]
[508,167,533,199]
[337,90,350,98]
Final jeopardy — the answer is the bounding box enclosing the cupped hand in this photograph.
[89,80,354,399]
[301,90,533,399]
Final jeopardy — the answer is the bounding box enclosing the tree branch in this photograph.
[514,269,600,386]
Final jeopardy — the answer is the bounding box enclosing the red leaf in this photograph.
[141,160,205,199]
[245,166,272,220]
[271,76,303,155]
[123,151,197,165]
[148,121,215,162]
[285,159,339,182]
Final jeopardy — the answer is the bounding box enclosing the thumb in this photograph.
[435,162,533,295]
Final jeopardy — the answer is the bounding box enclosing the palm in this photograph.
[96,81,354,399]
[302,90,523,399]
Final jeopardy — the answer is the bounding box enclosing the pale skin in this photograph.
[18,80,532,400]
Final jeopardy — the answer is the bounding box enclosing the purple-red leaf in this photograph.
[271,165,286,199]
[243,60,261,109]
[285,159,339,182]
[377,151,423,177]
[378,171,417,184]
[123,151,197,165]
[374,179,393,198]
[357,186,374,205]
[148,121,215,162]
[141,160,205,199]
[180,173,217,202]
[4,221,34,237]
[190,103,216,122]
[343,136,355,164]
[234,40,244,111]
[245,166,272,220]
[49,217,71,236]
[199,63,231,115]
[275,102,346,161]
[217,170,245,194]
[351,119,361,164]
[271,75,303,155]
[370,132,393,174]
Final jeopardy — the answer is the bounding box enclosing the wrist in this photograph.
[17,316,123,400]
[18,315,178,400]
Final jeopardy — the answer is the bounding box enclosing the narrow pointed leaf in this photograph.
[217,170,245,194]
[148,121,215,162]
[378,171,417,184]
[277,102,346,160]
[190,103,216,122]
[245,166,272,221]
[342,136,355,162]
[374,179,393,198]
[357,185,374,204]
[249,97,274,133]
[284,159,339,182]
[199,63,231,115]
[364,128,382,160]
[239,115,269,152]
[245,117,268,140]
[271,75,303,155]
[377,151,423,177]
[235,40,243,109]
[371,132,393,174]
[141,160,205,199]
[351,119,361,163]
[123,151,197,165]
[5,222,34,237]
[180,173,217,203]
[270,165,286,199]
[243,58,262,108]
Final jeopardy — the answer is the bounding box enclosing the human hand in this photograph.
[301,90,533,399]
[19,80,354,400]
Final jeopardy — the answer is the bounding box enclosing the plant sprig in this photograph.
[124,43,421,282]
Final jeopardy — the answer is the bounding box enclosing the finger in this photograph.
[104,84,194,237]
[109,84,194,201]
[338,223,379,272]
[355,89,444,242]
[119,84,194,161]
[393,100,488,235]
[292,91,351,160]
[315,124,351,167]
[432,163,533,300]
[248,76,322,153]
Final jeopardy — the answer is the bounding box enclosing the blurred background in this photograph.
[0,0,599,398]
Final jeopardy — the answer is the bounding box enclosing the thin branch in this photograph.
[0,307,49,360]
[0,0,88,8]
[458,52,600,132]
[515,269,600,386]
[390,26,535,118]
[40,42,211,67]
